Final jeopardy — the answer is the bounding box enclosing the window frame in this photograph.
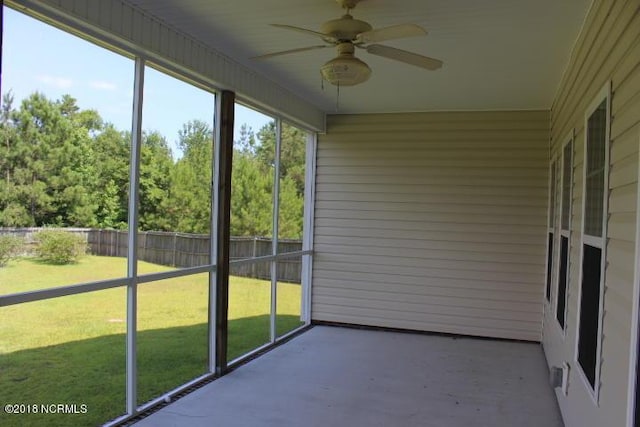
[555,130,574,335]
[574,81,611,403]
[546,158,559,305]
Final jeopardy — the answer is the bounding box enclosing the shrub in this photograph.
[0,235,23,267]
[34,230,87,265]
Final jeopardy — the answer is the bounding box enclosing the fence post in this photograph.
[141,231,147,262]
[172,232,178,267]
[251,237,258,277]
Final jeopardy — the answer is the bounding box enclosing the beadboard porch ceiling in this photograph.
[124,0,592,114]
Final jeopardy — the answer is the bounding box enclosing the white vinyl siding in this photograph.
[543,0,640,425]
[313,111,549,342]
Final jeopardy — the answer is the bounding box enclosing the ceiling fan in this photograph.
[253,0,443,87]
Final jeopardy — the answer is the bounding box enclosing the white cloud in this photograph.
[89,80,117,91]
[36,74,73,89]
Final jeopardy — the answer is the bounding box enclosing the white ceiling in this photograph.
[125,0,592,114]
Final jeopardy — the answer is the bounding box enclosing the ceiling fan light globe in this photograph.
[321,56,371,86]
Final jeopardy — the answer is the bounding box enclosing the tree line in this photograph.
[0,92,306,239]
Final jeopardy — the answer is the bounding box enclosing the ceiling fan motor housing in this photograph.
[321,14,372,41]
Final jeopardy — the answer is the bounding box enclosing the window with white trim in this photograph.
[546,160,558,303]
[577,87,610,393]
[556,138,573,330]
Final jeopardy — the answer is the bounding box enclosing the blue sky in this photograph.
[1,7,272,157]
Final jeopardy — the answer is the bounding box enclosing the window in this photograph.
[0,7,315,425]
[139,64,216,267]
[229,104,276,360]
[0,8,134,424]
[578,244,603,387]
[546,161,558,303]
[556,138,573,330]
[228,105,312,361]
[576,84,610,394]
[276,122,308,338]
[136,65,216,404]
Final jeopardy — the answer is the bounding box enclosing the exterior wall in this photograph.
[543,0,640,426]
[313,110,550,341]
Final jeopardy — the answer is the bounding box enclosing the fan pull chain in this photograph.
[320,75,340,112]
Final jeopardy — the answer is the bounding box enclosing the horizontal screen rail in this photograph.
[137,264,216,284]
[0,251,313,307]
[0,264,219,307]
[1,251,313,307]
[0,277,131,307]
[229,250,313,267]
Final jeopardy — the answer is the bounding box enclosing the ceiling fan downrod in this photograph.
[336,0,362,11]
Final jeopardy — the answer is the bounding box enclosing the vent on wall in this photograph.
[550,363,570,395]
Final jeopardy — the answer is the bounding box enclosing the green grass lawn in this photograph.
[0,256,303,427]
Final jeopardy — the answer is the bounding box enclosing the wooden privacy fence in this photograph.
[0,228,303,283]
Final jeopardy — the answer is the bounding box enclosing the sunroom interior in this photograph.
[0,0,639,426]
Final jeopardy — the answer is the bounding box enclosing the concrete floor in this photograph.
[133,326,563,427]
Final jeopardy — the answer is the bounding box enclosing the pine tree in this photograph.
[165,120,214,233]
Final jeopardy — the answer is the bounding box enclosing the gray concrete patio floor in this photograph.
[133,325,563,427]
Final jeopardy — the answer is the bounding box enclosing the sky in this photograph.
[0,7,272,157]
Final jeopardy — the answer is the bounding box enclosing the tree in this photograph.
[0,90,306,239]
[165,120,214,233]
[230,151,273,237]
[256,121,307,195]
[92,124,130,229]
[236,123,256,155]
[0,92,31,226]
[277,176,303,239]
[0,93,98,227]
[254,121,307,238]
[138,131,173,231]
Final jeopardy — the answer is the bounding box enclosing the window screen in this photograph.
[561,142,573,230]
[577,92,608,392]
[635,336,640,426]
[556,236,569,328]
[545,160,557,304]
[584,101,607,237]
[546,232,553,302]
[549,162,557,227]
[577,244,602,388]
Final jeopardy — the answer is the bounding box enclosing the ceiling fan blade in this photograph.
[270,24,336,43]
[366,44,443,70]
[356,24,427,44]
[252,45,331,60]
